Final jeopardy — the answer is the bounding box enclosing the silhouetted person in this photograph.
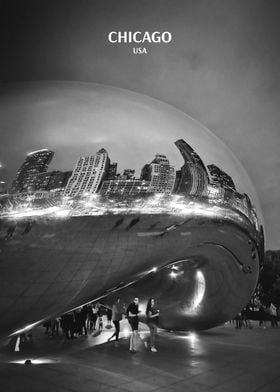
[241,306,252,328]
[86,304,93,331]
[107,298,123,346]
[81,305,88,335]
[21,221,34,236]
[112,217,124,229]
[268,303,278,328]
[91,303,98,330]
[235,312,242,329]
[245,304,253,328]
[61,313,75,339]
[50,318,59,336]
[97,304,104,331]
[5,224,16,240]
[106,307,112,328]
[259,305,266,328]
[125,217,140,230]
[88,303,98,331]
[43,320,51,334]
[74,310,83,336]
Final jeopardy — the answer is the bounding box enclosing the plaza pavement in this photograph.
[0,320,280,392]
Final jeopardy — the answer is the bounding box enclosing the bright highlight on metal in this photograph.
[0,194,258,234]
[185,270,206,315]
[9,358,58,365]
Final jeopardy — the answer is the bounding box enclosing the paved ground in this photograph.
[0,321,280,392]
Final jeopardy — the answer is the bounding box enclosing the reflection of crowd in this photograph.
[41,297,160,353]
[43,303,108,339]
[4,221,35,240]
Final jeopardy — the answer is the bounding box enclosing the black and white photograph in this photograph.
[0,1,280,391]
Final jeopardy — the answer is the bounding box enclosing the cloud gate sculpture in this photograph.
[0,82,264,338]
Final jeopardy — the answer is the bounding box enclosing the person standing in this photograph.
[126,297,142,353]
[106,307,113,328]
[145,298,160,352]
[92,303,98,330]
[87,303,94,331]
[81,305,88,336]
[268,303,278,328]
[97,304,104,331]
[107,298,123,346]
[50,317,60,337]
[259,304,266,328]
[235,311,242,329]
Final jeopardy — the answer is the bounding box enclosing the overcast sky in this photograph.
[0,0,280,249]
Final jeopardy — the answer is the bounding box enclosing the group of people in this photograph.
[233,302,279,329]
[43,296,160,353]
[44,303,111,339]
[258,303,279,328]
[234,305,253,329]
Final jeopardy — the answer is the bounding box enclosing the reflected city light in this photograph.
[27,149,49,156]
[188,332,197,342]
[177,331,198,344]
[14,335,20,352]
[10,321,42,336]
[54,209,70,217]
[185,270,206,315]
[0,194,258,238]
[171,265,179,270]
[4,206,60,219]
[0,189,260,244]
[193,271,205,308]
[122,328,130,338]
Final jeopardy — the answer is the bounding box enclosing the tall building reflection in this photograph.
[141,153,175,194]
[174,139,209,197]
[107,162,118,180]
[10,149,54,194]
[64,148,110,197]
[207,164,235,192]
[2,138,261,233]
[100,179,150,197]
[35,171,72,192]
[122,169,135,180]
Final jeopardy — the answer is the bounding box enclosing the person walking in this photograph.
[126,297,142,353]
[5,224,16,240]
[107,298,123,346]
[145,298,160,352]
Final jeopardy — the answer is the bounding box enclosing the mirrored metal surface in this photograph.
[0,82,264,337]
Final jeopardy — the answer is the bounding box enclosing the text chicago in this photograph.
[108,31,172,44]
